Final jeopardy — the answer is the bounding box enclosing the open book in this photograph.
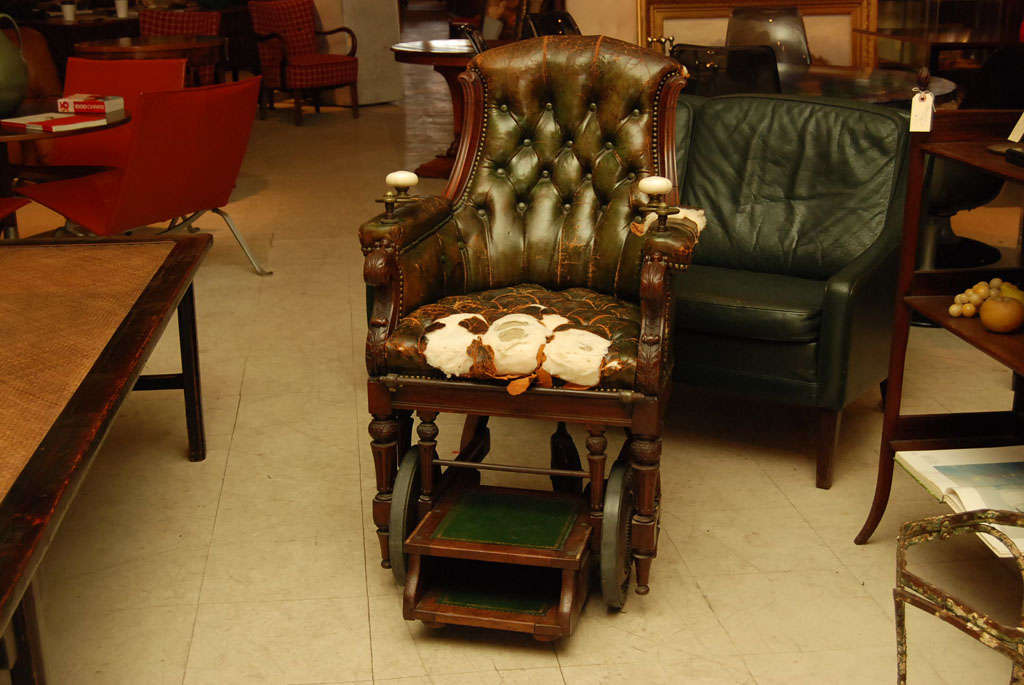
[897,446,1024,557]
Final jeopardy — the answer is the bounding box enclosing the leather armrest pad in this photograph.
[359,196,453,252]
[641,217,701,269]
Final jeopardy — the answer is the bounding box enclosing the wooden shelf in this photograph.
[406,486,591,569]
[921,141,1024,185]
[904,296,1024,376]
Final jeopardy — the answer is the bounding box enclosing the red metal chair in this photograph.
[16,78,271,275]
[139,10,221,85]
[39,57,186,170]
[248,0,358,125]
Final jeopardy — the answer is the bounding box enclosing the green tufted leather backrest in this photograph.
[442,35,683,300]
[679,95,906,280]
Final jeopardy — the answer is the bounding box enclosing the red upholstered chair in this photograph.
[38,57,186,171]
[139,10,221,85]
[248,0,358,125]
[17,78,271,275]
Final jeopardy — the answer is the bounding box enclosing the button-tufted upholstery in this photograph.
[360,36,695,392]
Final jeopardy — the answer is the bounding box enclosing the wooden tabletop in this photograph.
[75,35,224,54]
[0,101,127,144]
[0,235,210,637]
[392,39,475,67]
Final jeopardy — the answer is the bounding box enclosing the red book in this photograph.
[1,112,108,132]
[57,94,125,114]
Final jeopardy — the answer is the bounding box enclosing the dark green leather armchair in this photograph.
[671,94,910,488]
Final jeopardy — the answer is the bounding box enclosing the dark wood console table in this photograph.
[856,109,1024,545]
[0,235,210,682]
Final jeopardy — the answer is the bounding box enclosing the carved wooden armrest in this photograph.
[359,195,453,255]
[316,26,357,56]
[641,217,701,271]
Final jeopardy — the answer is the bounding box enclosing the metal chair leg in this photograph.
[211,207,273,276]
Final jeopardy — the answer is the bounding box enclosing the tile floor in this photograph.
[14,3,1024,683]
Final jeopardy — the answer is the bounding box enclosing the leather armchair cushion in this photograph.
[674,265,826,342]
[384,283,641,389]
[682,95,905,280]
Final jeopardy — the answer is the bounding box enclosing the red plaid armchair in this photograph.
[139,10,221,85]
[248,0,358,125]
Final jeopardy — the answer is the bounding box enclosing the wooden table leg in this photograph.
[412,64,465,180]
[9,581,46,685]
[0,142,19,240]
[177,284,206,462]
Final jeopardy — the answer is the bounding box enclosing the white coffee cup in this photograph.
[114,0,128,18]
[60,2,76,22]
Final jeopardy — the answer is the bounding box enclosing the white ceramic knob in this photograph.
[385,170,419,189]
[637,176,672,196]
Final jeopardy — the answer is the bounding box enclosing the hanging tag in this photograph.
[909,90,934,132]
[1009,112,1024,143]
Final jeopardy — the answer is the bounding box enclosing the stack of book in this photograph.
[1,95,125,133]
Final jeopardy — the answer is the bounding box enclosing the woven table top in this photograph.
[0,242,173,501]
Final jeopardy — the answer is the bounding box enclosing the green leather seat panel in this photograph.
[682,95,905,281]
[673,264,826,342]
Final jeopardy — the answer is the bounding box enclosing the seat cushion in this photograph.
[385,283,641,389]
[673,264,826,343]
[284,54,357,89]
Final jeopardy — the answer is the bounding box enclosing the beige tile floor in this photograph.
[14,3,1024,683]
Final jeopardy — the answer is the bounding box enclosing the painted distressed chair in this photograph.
[359,35,695,613]
[895,510,1024,683]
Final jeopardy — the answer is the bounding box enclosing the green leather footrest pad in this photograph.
[431,559,557,615]
[436,587,550,615]
[434,491,577,550]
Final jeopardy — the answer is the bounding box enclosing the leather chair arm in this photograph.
[316,26,357,56]
[817,234,900,408]
[359,196,453,254]
[640,217,701,270]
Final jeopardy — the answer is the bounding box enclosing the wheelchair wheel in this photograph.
[389,446,421,585]
[600,460,634,609]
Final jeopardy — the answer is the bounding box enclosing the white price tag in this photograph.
[1009,112,1024,143]
[909,91,934,132]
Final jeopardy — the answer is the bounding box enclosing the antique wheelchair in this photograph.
[359,36,697,639]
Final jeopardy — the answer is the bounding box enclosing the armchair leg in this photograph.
[817,408,842,489]
[629,435,661,595]
[370,413,400,568]
[350,83,359,118]
[585,426,607,549]
[292,89,303,126]
[415,410,439,518]
[210,208,273,276]
[314,89,321,113]
[258,87,267,120]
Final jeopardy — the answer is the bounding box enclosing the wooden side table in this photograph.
[856,109,1024,545]
[74,35,226,86]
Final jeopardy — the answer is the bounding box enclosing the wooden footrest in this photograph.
[403,486,591,639]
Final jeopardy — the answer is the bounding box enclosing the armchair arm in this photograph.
[359,195,453,254]
[817,229,901,409]
[634,219,701,395]
[362,196,454,375]
[316,26,357,56]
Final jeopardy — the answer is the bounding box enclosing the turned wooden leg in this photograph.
[585,426,606,549]
[416,410,439,518]
[549,422,582,495]
[350,83,359,118]
[292,89,303,126]
[370,414,400,568]
[817,408,842,489]
[258,87,268,119]
[629,435,660,595]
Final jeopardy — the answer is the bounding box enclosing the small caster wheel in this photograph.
[600,460,634,609]
[389,447,421,585]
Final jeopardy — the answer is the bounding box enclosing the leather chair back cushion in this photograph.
[444,36,682,300]
[683,96,903,280]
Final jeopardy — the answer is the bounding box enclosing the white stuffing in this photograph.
[540,313,570,332]
[422,313,485,378]
[542,328,611,387]
[481,313,549,376]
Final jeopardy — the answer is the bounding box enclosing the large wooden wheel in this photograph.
[389,446,421,585]
[600,459,634,609]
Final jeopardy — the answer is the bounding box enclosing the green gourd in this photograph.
[0,15,27,118]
